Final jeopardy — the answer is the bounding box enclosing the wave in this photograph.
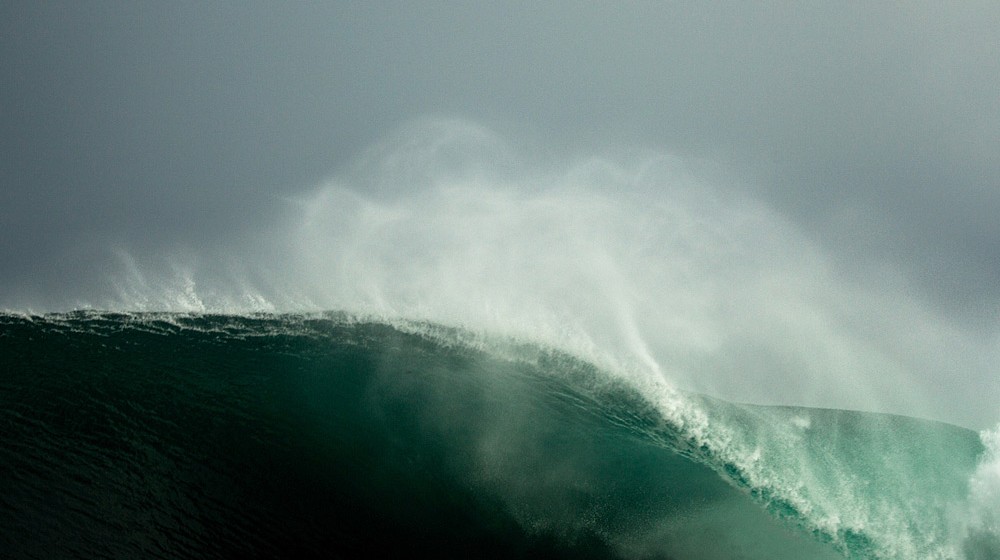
[1,312,997,559]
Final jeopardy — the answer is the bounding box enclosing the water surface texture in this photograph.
[2,312,996,559]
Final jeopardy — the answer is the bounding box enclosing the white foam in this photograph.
[961,424,1000,555]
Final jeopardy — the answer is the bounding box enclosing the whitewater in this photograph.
[3,120,999,559]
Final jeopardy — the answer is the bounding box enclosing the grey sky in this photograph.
[3,2,999,425]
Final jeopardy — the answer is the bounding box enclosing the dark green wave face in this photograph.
[0,313,995,559]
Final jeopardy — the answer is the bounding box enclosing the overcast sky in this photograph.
[3,2,999,426]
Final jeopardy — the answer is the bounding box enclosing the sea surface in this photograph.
[1,312,997,559]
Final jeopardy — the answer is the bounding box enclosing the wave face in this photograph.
[1,312,996,559]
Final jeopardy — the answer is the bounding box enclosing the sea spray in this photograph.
[10,119,1000,559]
[79,119,999,432]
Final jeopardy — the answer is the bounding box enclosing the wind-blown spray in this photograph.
[12,118,999,559]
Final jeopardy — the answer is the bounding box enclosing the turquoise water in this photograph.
[1,312,996,559]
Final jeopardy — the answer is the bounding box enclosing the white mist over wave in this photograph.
[74,117,997,432]
[16,112,1000,556]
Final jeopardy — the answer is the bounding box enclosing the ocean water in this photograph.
[1,311,998,559]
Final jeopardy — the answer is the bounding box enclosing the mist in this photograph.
[19,118,990,430]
